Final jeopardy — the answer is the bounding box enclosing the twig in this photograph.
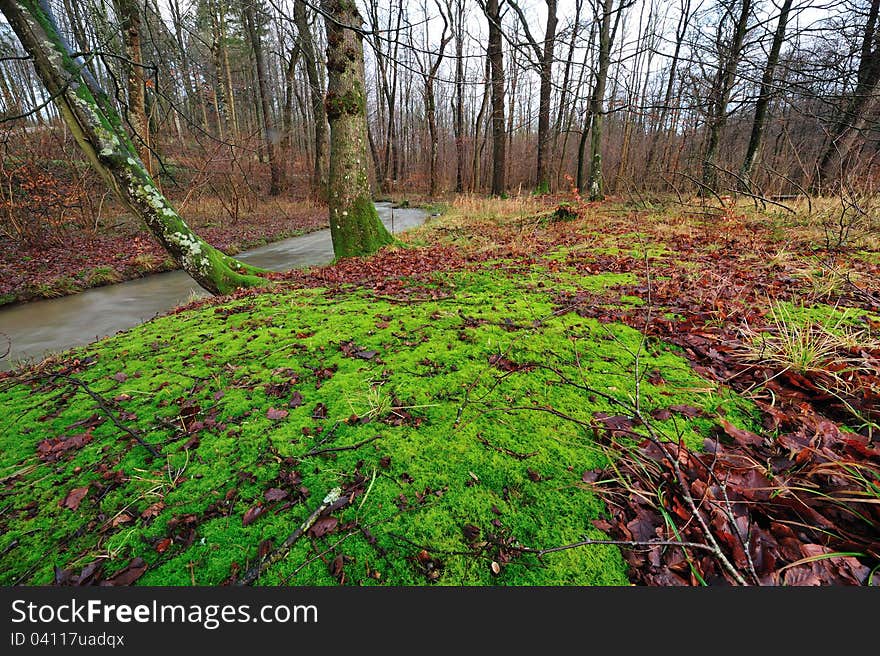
[60,374,160,458]
[301,435,382,459]
[477,435,538,460]
[237,486,343,586]
[518,537,719,557]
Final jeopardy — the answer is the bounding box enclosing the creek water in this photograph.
[0,202,429,371]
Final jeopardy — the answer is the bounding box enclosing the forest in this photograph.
[0,0,877,588]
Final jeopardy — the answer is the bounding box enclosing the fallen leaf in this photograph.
[264,488,288,503]
[307,516,338,538]
[329,553,345,580]
[102,557,147,586]
[111,512,133,528]
[242,504,265,526]
[141,501,165,520]
[462,524,481,541]
[60,485,89,511]
[266,407,288,420]
[669,404,702,418]
[718,419,763,447]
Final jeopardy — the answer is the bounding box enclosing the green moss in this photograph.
[0,259,763,586]
[330,197,394,259]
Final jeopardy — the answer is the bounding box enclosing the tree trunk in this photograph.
[586,0,619,201]
[453,0,465,193]
[0,0,265,295]
[486,0,505,196]
[244,1,282,196]
[509,0,557,192]
[112,0,151,175]
[702,0,752,192]
[739,0,792,189]
[815,0,880,191]
[294,0,329,200]
[321,0,393,259]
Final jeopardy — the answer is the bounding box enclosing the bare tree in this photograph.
[483,0,506,196]
[509,0,558,192]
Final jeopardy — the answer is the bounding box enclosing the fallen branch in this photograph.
[61,374,161,458]
[477,435,538,460]
[518,537,719,558]
[236,486,343,586]
[302,435,382,459]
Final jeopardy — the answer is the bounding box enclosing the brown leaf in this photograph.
[289,391,304,408]
[329,553,345,580]
[60,485,89,511]
[155,538,172,554]
[718,419,763,447]
[102,557,147,586]
[264,488,288,503]
[462,523,481,542]
[141,501,165,520]
[669,404,702,418]
[266,407,288,420]
[307,516,338,538]
[242,504,265,526]
[111,512,133,528]
[581,470,600,483]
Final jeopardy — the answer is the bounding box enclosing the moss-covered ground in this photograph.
[1,195,877,586]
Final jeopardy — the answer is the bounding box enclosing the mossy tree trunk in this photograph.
[585,0,620,202]
[0,0,266,295]
[321,0,393,259]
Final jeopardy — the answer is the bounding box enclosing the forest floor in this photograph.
[0,194,878,586]
[0,198,328,307]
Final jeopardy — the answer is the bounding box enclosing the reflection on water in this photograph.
[0,203,428,370]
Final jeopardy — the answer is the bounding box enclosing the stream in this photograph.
[0,202,429,371]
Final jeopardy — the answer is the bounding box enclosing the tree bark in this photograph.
[485,0,506,196]
[112,0,151,175]
[321,0,393,258]
[453,0,466,192]
[585,0,621,201]
[739,0,792,189]
[0,0,265,295]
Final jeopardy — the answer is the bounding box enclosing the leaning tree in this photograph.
[0,0,267,295]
